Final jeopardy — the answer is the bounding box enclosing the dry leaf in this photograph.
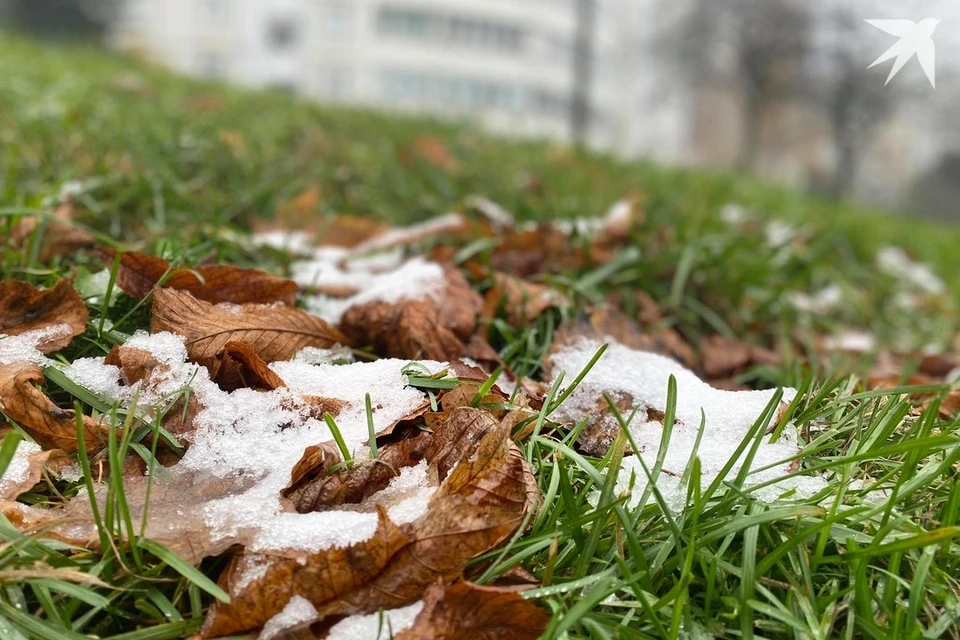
[394,580,549,640]
[339,266,484,362]
[0,279,88,353]
[201,405,536,638]
[8,202,96,262]
[211,341,287,392]
[103,250,297,306]
[485,271,569,327]
[103,345,203,441]
[404,136,458,173]
[151,288,349,370]
[0,362,108,454]
[0,447,58,501]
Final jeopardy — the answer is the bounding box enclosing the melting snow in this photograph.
[0,439,42,494]
[325,601,424,640]
[0,325,72,365]
[258,596,318,640]
[301,257,447,324]
[876,246,945,295]
[549,338,826,511]
[61,331,439,555]
[788,284,843,314]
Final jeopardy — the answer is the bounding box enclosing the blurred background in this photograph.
[2,0,959,220]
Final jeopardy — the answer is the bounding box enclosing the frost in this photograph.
[258,596,318,640]
[325,601,424,640]
[0,439,42,493]
[0,325,71,365]
[876,246,945,295]
[549,338,825,511]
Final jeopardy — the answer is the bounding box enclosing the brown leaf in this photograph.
[404,136,459,173]
[211,341,287,392]
[0,279,88,353]
[394,580,549,640]
[700,335,754,380]
[0,362,108,454]
[8,202,96,262]
[204,406,536,637]
[339,266,483,362]
[486,272,569,327]
[0,446,57,501]
[103,250,297,306]
[104,345,204,442]
[201,509,412,638]
[150,288,349,371]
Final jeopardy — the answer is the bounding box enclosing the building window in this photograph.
[267,19,298,49]
[318,1,354,39]
[376,8,524,53]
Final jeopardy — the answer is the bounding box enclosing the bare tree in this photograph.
[670,0,812,170]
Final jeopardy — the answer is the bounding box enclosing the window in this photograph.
[318,1,354,40]
[267,19,298,49]
[376,8,524,53]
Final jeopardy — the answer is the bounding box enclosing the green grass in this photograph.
[2,32,960,639]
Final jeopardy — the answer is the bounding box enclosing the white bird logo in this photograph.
[865,18,940,88]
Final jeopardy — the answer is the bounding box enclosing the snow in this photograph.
[60,332,440,558]
[467,195,514,229]
[258,596,318,640]
[764,221,796,247]
[822,330,875,353]
[251,230,316,256]
[0,439,42,494]
[0,325,72,365]
[352,213,464,253]
[788,284,843,314]
[548,338,826,511]
[326,601,424,640]
[719,203,750,225]
[301,257,447,324]
[876,246,945,295]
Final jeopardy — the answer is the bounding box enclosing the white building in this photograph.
[110,0,690,157]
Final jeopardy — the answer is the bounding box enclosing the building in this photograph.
[110,0,684,155]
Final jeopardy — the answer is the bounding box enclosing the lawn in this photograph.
[1,32,960,639]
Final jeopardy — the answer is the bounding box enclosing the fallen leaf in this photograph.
[201,405,536,637]
[8,202,96,262]
[150,288,349,371]
[103,250,297,306]
[394,580,549,640]
[0,279,88,353]
[0,362,108,454]
[103,345,204,441]
[211,341,287,392]
[485,271,569,327]
[0,446,59,501]
[404,136,458,173]
[339,266,484,362]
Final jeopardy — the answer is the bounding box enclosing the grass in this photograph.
[1,31,960,639]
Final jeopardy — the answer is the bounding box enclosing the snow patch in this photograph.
[876,246,945,295]
[549,338,825,511]
[0,325,72,365]
[258,596,318,640]
[326,601,425,640]
[0,439,42,494]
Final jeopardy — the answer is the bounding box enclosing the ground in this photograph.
[1,33,959,640]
